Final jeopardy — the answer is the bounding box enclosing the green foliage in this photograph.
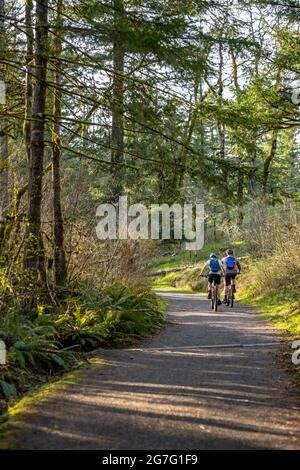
[99,283,165,341]
[0,283,165,401]
[0,309,77,374]
[51,307,106,350]
[0,381,17,400]
[52,282,166,347]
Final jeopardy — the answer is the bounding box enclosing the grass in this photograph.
[238,289,300,337]
[0,357,104,449]
[149,249,199,272]
[151,266,205,292]
[149,242,230,272]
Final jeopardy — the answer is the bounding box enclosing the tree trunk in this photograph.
[217,41,225,162]
[175,74,201,195]
[52,0,67,288]
[0,130,8,218]
[229,46,245,229]
[237,173,244,228]
[263,130,278,197]
[216,41,229,225]
[248,148,257,198]
[0,0,8,220]
[24,0,34,164]
[23,0,48,286]
[110,0,125,203]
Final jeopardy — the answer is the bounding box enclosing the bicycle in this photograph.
[200,274,222,312]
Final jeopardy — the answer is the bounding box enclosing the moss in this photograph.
[0,357,104,449]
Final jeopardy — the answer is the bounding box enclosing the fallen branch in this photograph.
[147,266,188,277]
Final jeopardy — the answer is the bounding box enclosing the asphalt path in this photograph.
[13,292,300,450]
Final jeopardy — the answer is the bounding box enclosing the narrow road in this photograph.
[14,292,300,449]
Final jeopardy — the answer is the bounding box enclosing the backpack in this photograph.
[209,259,220,273]
[225,256,236,270]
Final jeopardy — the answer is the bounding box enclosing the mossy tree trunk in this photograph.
[52,0,67,288]
[24,0,49,287]
[24,0,34,165]
[0,0,9,250]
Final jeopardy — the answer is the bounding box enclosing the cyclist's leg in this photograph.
[210,280,215,308]
[208,274,213,299]
[208,282,212,298]
[231,274,237,293]
[224,282,227,297]
[215,274,222,304]
[223,276,227,297]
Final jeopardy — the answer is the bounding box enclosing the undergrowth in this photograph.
[238,218,300,337]
[0,282,165,405]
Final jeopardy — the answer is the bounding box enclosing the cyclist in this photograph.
[200,252,224,305]
[222,249,241,304]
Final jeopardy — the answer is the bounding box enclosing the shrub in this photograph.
[239,210,300,336]
[53,282,166,347]
[0,282,165,401]
[0,309,78,399]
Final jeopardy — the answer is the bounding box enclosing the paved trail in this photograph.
[14,292,300,449]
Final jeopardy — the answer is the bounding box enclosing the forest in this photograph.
[0,0,299,432]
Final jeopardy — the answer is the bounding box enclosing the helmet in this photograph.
[227,249,234,255]
[210,252,217,258]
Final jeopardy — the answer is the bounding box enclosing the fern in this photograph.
[0,380,17,399]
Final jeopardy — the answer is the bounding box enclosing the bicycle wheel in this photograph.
[214,285,218,312]
[230,289,234,308]
[211,288,214,310]
[230,281,234,308]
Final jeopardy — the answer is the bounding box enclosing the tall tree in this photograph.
[0,0,8,221]
[24,0,34,165]
[24,0,49,289]
[110,0,125,203]
[52,0,67,288]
